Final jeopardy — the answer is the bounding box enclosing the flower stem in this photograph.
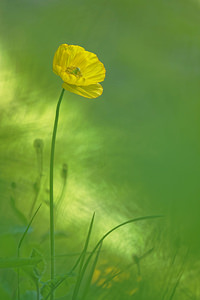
[50,88,65,299]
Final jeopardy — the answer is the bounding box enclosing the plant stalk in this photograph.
[49,88,65,300]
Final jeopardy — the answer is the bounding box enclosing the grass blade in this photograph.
[76,214,163,296]
[81,241,103,300]
[72,212,95,300]
[42,273,75,300]
[169,248,189,300]
[18,204,42,255]
[17,203,42,300]
[0,257,42,268]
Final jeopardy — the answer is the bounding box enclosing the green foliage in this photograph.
[21,291,37,300]
[0,257,42,269]
[41,274,76,300]
[31,248,46,279]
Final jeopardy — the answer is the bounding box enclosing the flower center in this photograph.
[66,66,82,77]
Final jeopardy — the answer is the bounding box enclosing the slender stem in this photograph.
[49,88,65,300]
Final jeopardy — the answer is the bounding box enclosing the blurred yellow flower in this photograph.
[53,44,106,98]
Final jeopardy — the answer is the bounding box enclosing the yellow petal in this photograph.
[53,44,85,74]
[53,44,106,86]
[71,50,106,84]
[62,82,103,99]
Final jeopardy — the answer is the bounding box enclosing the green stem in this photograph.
[49,88,65,300]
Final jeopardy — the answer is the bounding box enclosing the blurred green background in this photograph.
[0,0,200,299]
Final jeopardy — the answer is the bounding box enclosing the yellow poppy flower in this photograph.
[53,44,106,98]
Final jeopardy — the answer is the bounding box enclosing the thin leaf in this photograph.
[41,274,76,300]
[0,257,42,269]
[81,241,103,300]
[18,203,42,300]
[76,214,163,296]
[31,248,46,279]
[18,204,42,254]
[100,247,154,288]
[72,212,95,300]
[168,248,189,300]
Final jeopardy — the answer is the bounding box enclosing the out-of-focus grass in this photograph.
[0,0,200,299]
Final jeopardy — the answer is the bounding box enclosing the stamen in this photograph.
[66,66,82,77]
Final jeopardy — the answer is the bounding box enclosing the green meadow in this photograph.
[0,0,200,299]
